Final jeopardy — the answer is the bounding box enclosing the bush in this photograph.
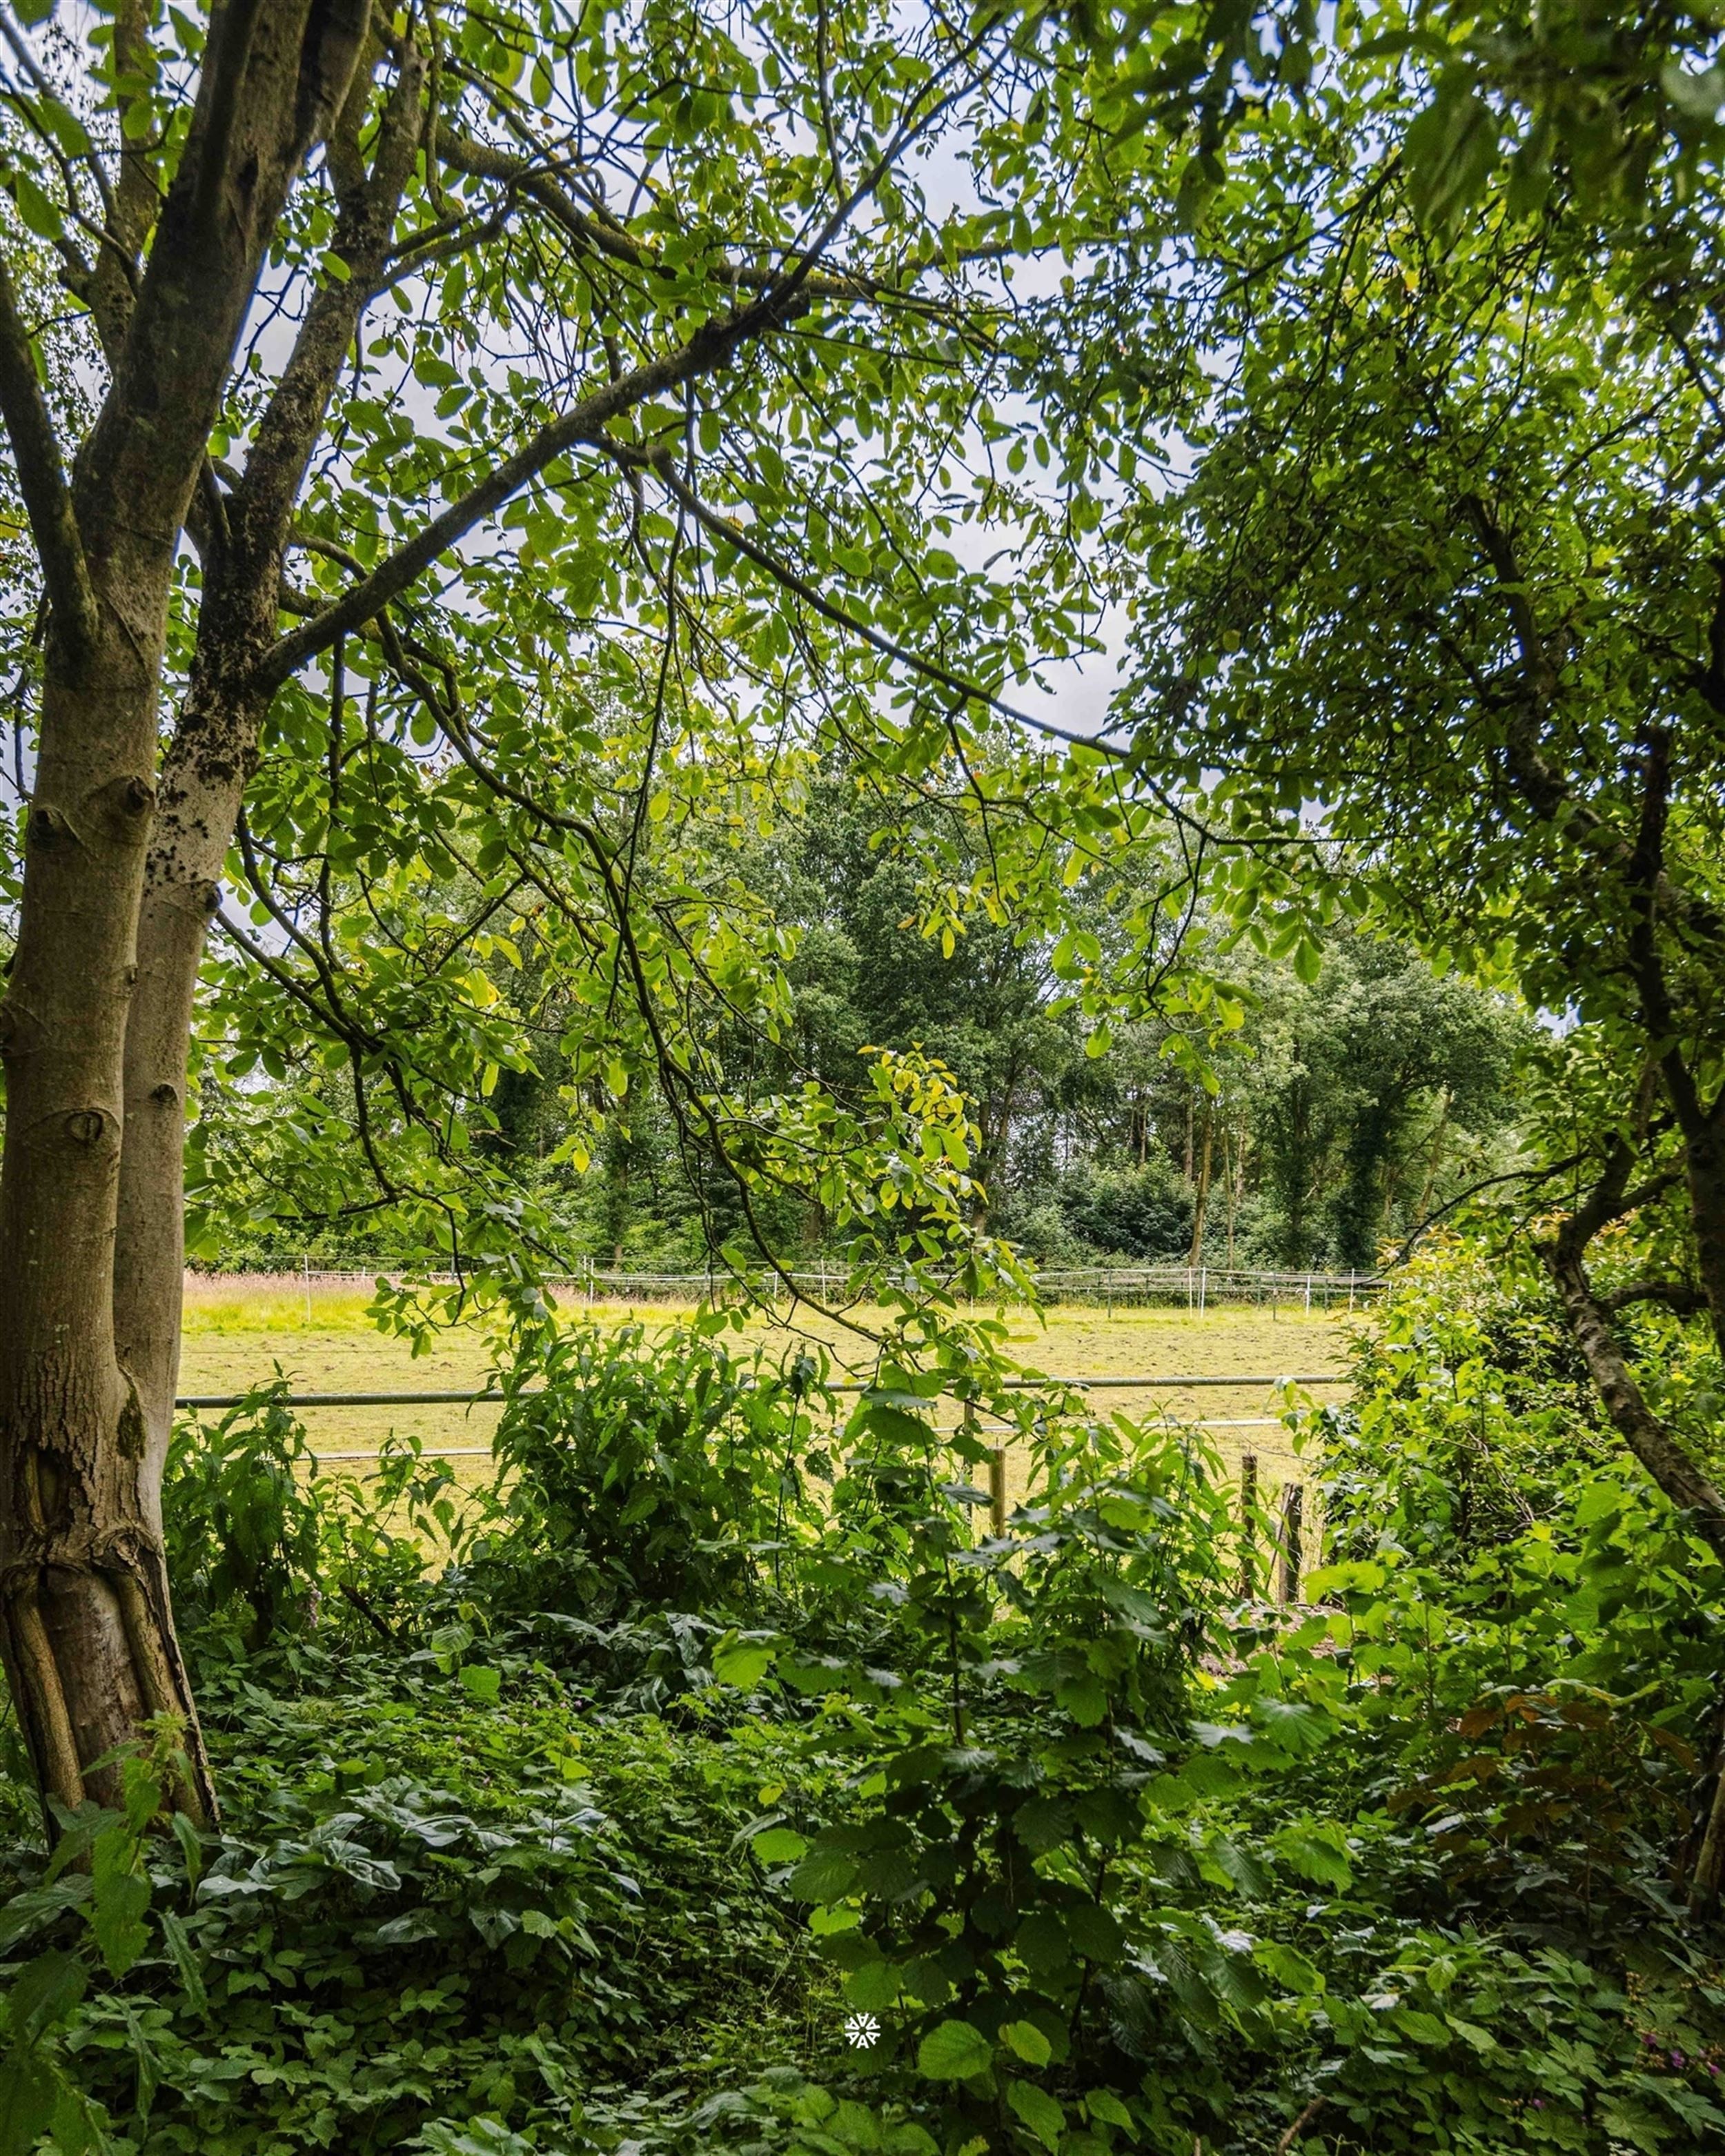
[1055,1160,1195,1262]
[466,1321,831,1627]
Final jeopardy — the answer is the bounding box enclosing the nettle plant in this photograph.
[716,1381,1315,2153]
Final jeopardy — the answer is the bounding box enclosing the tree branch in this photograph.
[640,451,1164,776]
[1544,1238,1725,1562]
[1599,1279,1709,1316]
[254,287,811,691]
[1462,491,1725,947]
[0,248,96,658]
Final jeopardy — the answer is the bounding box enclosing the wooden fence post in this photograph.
[1280,1484,1304,1605]
[1239,1452,1258,1597]
[989,1447,1009,1539]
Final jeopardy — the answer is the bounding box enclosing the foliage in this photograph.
[12,1233,1725,2150]
[470,1318,831,1628]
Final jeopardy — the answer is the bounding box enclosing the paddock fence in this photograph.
[190,1259,1385,1316]
[173,1369,1350,1603]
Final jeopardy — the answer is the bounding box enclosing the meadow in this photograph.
[179,1273,1351,1514]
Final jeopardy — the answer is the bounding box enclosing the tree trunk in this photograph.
[1225,1122,1248,1267]
[1187,1098,1214,1266]
[0,0,375,1823]
[1680,1112,1725,1372]
[1413,1089,1451,1225]
[0,641,214,1822]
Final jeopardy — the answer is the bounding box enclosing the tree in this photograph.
[1240,938,1524,1272]
[1037,28,1725,1884]
[0,0,1119,1817]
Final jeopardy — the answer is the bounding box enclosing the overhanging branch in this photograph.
[255,286,809,691]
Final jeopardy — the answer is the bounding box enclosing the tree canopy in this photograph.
[8,4,1725,2151]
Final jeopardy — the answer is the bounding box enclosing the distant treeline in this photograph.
[199,779,1528,1279]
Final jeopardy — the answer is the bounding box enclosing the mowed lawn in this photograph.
[180,1275,1354,1518]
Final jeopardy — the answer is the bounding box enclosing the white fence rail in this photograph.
[191,1259,1385,1312]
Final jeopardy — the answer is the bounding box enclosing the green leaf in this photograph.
[1055,1672,1109,1725]
[1000,2019,1052,2065]
[6,1948,87,2042]
[0,1876,91,1955]
[458,1663,501,1705]
[1255,1940,1324,1996]
[1405,83,1499,232]
[169,1810,204,1893]
[788,1844,860,1903]
[845,1956,902,2011]
[713,1638,777,1689]
[1273,1821,1352,1888]
[916,2019,994,2080]
[1063,1899,1124,1965]
[11,172,63,241]
[38,97,92,157]
[90,1830,150,1978]
[751,1826,809,1863]
[0,2053,59,2156]
[90,1866,149,1978]
[160,1908,208,2018]
[1006,2078,1066,2150]
[1393,2008,1452,2048]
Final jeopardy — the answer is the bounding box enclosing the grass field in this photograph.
[181,1274,1354,1518]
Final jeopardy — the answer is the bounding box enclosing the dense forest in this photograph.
[2,3,1725,2155]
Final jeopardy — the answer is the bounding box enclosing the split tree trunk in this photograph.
[0,640,213,1818]
[0,0,375,1823]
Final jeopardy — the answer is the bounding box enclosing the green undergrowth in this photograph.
[0,1661,840,2155]
[6,1245,1725,2153]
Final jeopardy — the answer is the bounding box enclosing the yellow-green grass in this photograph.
[181,1276,1352,1516]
